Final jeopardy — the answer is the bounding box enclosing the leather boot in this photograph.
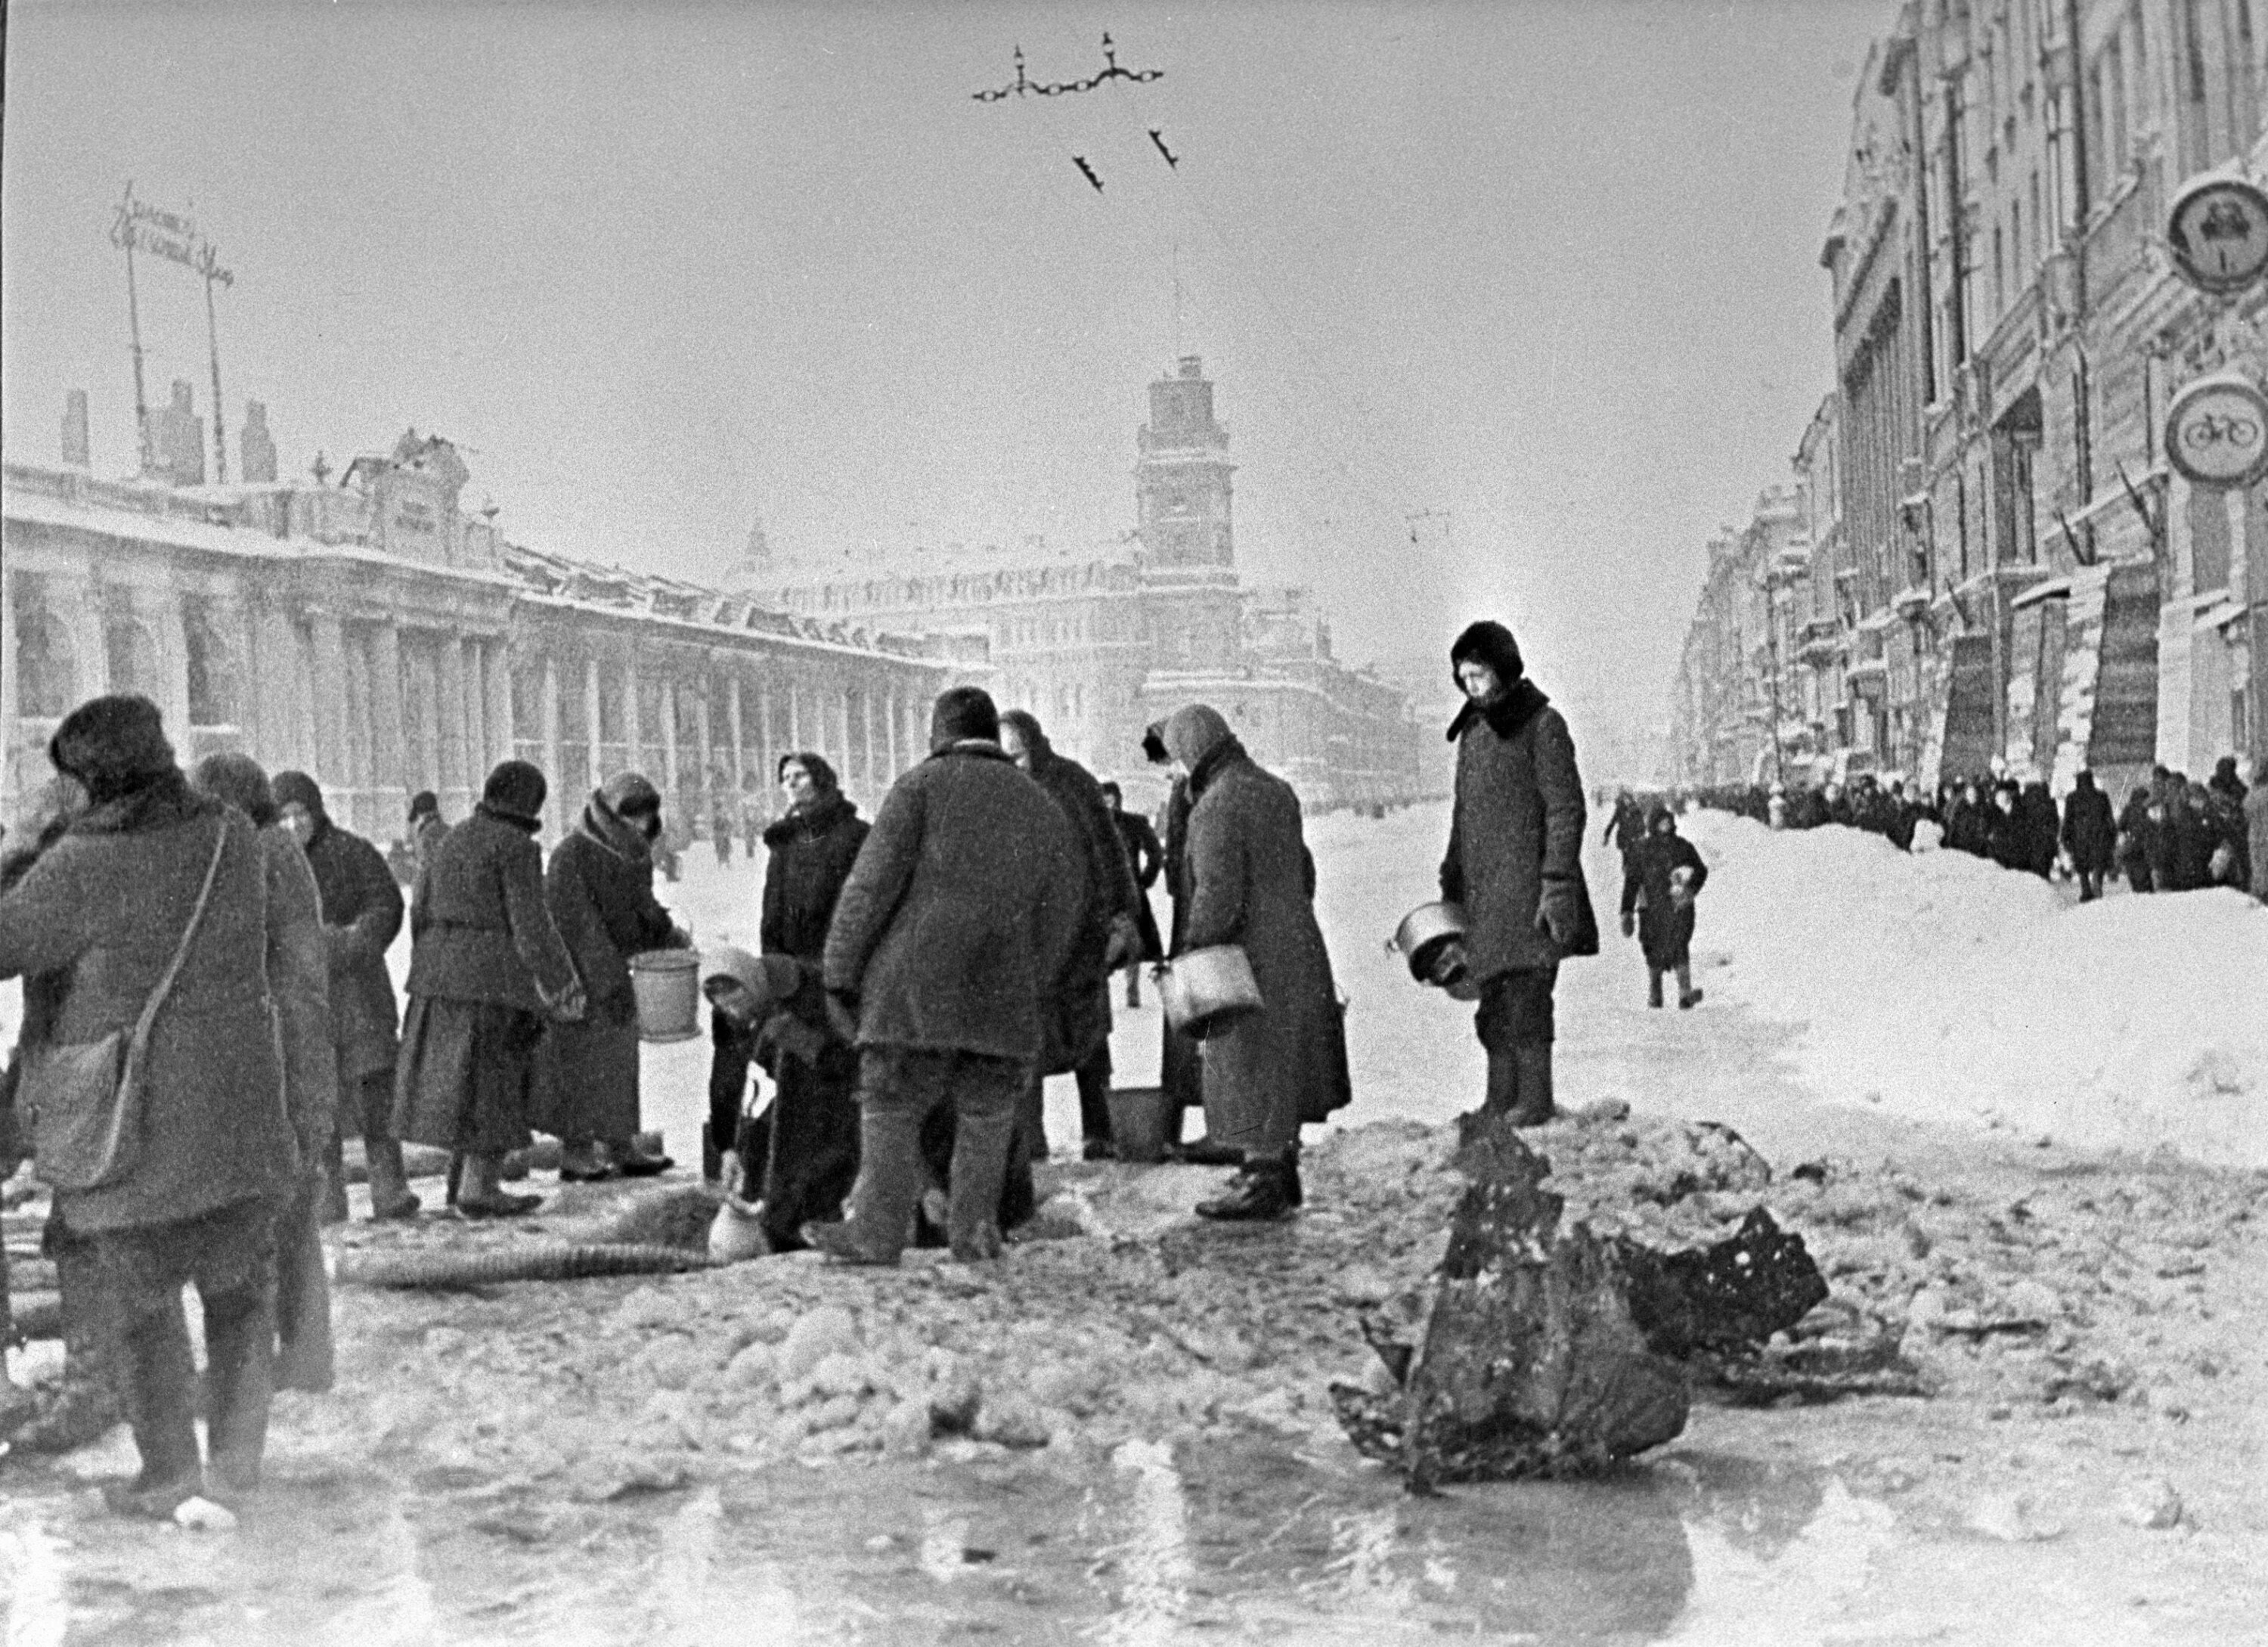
[1195,1157,1295,1221]
[456,1153,543,1218]
[606,1137,675,1177]
[557,1140,618,1182]
[364,1136,423,1221]
[1506,1043,1557,1127]
[1480,1050,1522,1118]
[320,1134,350,1224]
[200,1283,275,1504]
[1647,972,1665,1010]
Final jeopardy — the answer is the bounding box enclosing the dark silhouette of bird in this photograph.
[1148,129,1180,169]
[1073,156,1105,192]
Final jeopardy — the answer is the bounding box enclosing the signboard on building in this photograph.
[2164,371,2268,487]
[2165,172,2268,295]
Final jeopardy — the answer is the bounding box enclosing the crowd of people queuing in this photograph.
[1649,751,2267,904]
[0,617,1604,1519]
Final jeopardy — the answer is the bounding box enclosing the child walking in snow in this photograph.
[1619,805,1709,1010]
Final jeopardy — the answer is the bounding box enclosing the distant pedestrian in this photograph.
[1984,781,2028,871]
[2059,771,2117,901]
[1100,780,1164,1006]
[807,687,1080,1264]
[1439,621,1598,1127]
[999,710,1142,1162]
[1945,781,1991,856]
[408,791,448,874]
[2208,755,2250,810]
[1164,703,1352,1218]
[712,800,734,867]
[1619,805,1708,1009]
[2165,783,2220,892]
[273,770,422,1222]
[395,760,587,1217]
[2016,778,2059,879]
[534,772,688,1182]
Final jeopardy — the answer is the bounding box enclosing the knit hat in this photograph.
[1448,620,1525,687]
[48,694,175,805]
[599,771,662,820]
[191,752,278,827]
[408,790,440,820]
[1161,703,1235,770]
[929,685,999,752]
[1141,722,1170,765]
[482,759,548,824]
[271,769,326,818]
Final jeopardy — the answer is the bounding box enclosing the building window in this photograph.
[105,617,162,700]
[17,608,76,719]
[184,613,239,728]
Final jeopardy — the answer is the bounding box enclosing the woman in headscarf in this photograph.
[1161,703,1350,1220]
[1617,804,1709,1010]
[395,760,586,1217]
[717,752,870,1245]
[191,752,338,1393]
[534,772,689,1181]
[0,696,296,1516]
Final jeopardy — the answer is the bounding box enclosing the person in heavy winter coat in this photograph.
[810,687,1082,1264]
[724,751,867,1247]
[2209,755,2250,809]
[1439,620,1597,1127]
[2247,760,2268,901]
[270,770,420,1222]
[408,792,448,874]
[1984,783,2028,871]
[0,696,297,1517]
[2016,780,2060,879]
[2116,786,2158,892]
[999,710,1141,1160]
[534,773,688,1180]
[1145,724,1217,1157]
[1619,805,1709,1009]
[2164,783,2220,891]
[1163,703,1351,1220]
[1944,782,1991,856]
[191,755,338,1394]
[1100,780,1164,1006]
[2059,771,2118,901]
[395,760,586,1217]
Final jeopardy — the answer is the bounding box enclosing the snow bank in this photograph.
[1678,810,2268,1168]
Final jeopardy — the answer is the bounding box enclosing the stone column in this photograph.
[251,601,302,771]
[308,609,349,797]
[885,686,900,784]
[727,671,747,798]
[861,684,877,797]
[623,656,643,774]
[661,676,680,798]
[694,678,715,813]
[153,594,191,750]
[837,680,854,786]
[759,676,777,789]
[438,631,472,820]
[483,638,516,777]
[584,654,605,785]
[0,557,18,809]
[786,674,802,750]
[541,653,563,837]
[370,621,407,809]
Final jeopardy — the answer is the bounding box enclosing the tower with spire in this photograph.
[1135,356,1241,670]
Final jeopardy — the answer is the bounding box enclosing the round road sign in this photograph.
[2165,371,2268,487]
[2167,172,2268,293]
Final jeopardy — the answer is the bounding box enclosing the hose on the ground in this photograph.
[6,1291,60,1341]
[330,1242,710,1289]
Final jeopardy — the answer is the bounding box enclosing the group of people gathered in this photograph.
[1670,752,2268,903]
[0,616,1610,1521]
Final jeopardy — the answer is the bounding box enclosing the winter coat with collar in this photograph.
[544,794,685,1027]
[1618,824,1708,972]
[2060,781,2118,871]
[404,805,581,1013]
[1021,738,1141,1073]
[821,742,1083,1062]
[1440,678,1600,979]
[761,793,870,963]
[1179,740,1352,1137]
[261,822,339,1160]
[300,816,404,1081]
[0,780,294,1231]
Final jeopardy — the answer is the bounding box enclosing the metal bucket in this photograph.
[1158,946,1263,1038]
[1388,901,1473,991]
[628,949,702,1042]
[1104,1085,1176,1164]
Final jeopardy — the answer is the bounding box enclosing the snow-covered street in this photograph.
[5,802,2266,1643]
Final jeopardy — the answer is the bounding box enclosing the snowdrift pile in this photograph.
[1678,810,2268,1168]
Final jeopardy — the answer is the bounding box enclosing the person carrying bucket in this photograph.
[1618,805,1708,1010]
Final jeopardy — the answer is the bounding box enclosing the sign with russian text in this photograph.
[2164,371,2268,487]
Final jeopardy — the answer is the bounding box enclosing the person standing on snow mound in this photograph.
[1439,620,1598,1127]
[1619,805,1709,1010]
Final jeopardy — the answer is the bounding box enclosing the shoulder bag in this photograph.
[24,821,230,1193]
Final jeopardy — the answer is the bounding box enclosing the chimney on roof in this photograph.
[240,400,277,483]
[62,390,90,470]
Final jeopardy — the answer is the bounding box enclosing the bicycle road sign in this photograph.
[2165,371,2268,487]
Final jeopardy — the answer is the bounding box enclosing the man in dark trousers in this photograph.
[274,771,423,1221]
[1439,620,1598,1126]
[810,687,1080,1263]
[1099,780,1163,1006]
[2059,770,2118,901]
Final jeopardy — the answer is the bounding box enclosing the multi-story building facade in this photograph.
[1675,0,2266,797]
[3,406,973,843]
[743,357,1424,811]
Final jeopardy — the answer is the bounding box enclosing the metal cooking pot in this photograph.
[1388,901,1470,982]
[1158,945,1264,1038]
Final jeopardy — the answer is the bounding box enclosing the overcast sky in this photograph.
[2,0,1883,737]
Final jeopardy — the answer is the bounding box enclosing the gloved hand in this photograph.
[1619,911,1635,938]
[541,977,589,1024]
[1103,913,1141,971]
[1533,880,1586,951]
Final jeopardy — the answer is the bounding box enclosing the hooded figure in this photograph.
[2,696,293,1517]
[1617,805,1709,1009]
[395,759,586,1217]
[1439,622,1597,1126]
[998,709,1142,1160]
[271,769,420,1221]
[1163,703,1351,1220]
[532,772,689,1180]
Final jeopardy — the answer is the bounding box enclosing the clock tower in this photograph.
[1136,357,1242,670]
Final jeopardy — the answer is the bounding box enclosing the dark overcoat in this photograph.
[262,824,339,1156]
[2060,781,2118,873]
[1024,740,1142,1075]
[1619,827,1709,971]
[533,795,685,1141]
[1179,743,1352,1143]
[822,742,1082,1064]
[403,806,581,1013]
[301,818,404,1081]
[0,782,294,1232]
[761,794,869,962]
[1440,681,1599,980]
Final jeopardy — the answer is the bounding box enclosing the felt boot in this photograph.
[364,1136,423,1221]
[1506,1043,1557,1127]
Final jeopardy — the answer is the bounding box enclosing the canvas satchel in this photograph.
[24,822,229,1193]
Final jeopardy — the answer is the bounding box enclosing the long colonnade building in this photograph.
[2,417,975,843]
